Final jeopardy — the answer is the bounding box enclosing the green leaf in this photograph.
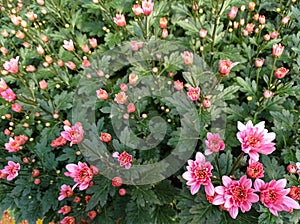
[54,91,74,110]
[105,33,122,49]
[261,155,285,181]
[131,185,160,207]
[125,202,152,224]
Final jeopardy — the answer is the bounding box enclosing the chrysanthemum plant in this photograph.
[0,0,300,223]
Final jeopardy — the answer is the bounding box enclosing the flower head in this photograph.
[132,4,143,16]
[114,13,126,27]
[61,122,84,146]
[228,7,238,19]
[63,39,74,52]
[65,162,95,190]
[182,152,215,196]
[100,132,112,143]
[96,88,108,100]
[114,92,127,104]
[219,59,238,76]
[181,51,193,65]
[3,56,19,74]
[237,120,276,161]
[58,205,71,215]
[51,136,67,148]
[204,132,225,155]
[246,159,264,179]
[254,178,300,216]
[289,186,300,201]
[272,43,284,58]
[58,184,74,201]
[187,87,200,101]
[60,216,75,224]
[274,67,289,79]
[2,161,20,181]
[5,137,21,152]
[0,88,16,102]
[113,151,133,169]
[212,175,259,219]
[142,0,154,16]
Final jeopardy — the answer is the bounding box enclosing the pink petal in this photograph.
[204,182,215,196]
[254,178,264,191]
[190,183,201,195]
[248,151,259,161]
[222,176,232,187]
[283,196,300,209]
[204,149,213,155]
[182,171,191,181]
[112,152,119,158]
[237,121,245,131]
[125,163,131,169]
[195,152,205,163]
[212,195,224,205]
[215,186,225,194]
[229,206,239,219]
[66,164,77,172]
[248,193,259,203]
[255,121,265,131]
[275,179,286,189]
[269,207,278,216]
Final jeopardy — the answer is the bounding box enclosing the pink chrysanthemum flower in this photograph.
[204,132,225,155]
[2,161,20,181]
[5,137,21,152]
[254,178,300,216]
[212,175,259,219]
[58,184,74,201]
[187,87,200,101]
[236,120,276,161]
[60,216,75,224]
[182,152,214,196]
[246,159,264,179]
[112,151,133,169]
[0,88,16,102]
[3,56,19,74]
[64,162,96,190]
[61,122,84,146]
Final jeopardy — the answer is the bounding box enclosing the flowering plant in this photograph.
[0,0,300,223]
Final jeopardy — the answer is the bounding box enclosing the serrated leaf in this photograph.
[261,155,285,181]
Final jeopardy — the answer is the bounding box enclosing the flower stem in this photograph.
[229,152,245,176]
[269,58,277,87]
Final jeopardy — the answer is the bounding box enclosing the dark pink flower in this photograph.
[182,152,214,196]
[3,56,19,74]
[213,175,259,219]
[237,120,276,161]
[58,205,71,215]
[61,122,84,146]
[204,132,225,155]
[254,178,300,216]
[88,210,97,220]
[228,7,238,19]
[246,159,264,179]
[113,151,133,169]
[289,186,300,200]
[5,137,21,152]
[100,132,112,143]
[112,177,122,187]
[65,162,94,190]
[2,161,20,181]
[219,59,238,76]
[58,184,74,201]
[60,216,75,224]
[274,67,289,79]
[187,87,200,101]
[1,88,16,102]
[51,136,67,148]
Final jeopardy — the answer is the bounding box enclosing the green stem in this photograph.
[255,67,261,95]
[229,152,245,176]
[269,58,277,87]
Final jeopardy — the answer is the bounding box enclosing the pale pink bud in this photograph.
[82,44,90,53]
[272,43,284,57]
[240,18,245,26]
[174,80,183,91]
[263,90,274,98]
[199,29,207,38]
[187,87,200,101]
[63,39,74,52]
[248,1,256,11]
[270,31,278,39]
[114,14,126,27]
[65,61,76,70]
[0,78,8,92]
[202,99,211,108]
[132,4,143,16]
[89,38,98,48]
[161,29,168,38]
[259,15,265,24]
[129,73,138,85]
[255,58,264,68]
[36,0,45,6]
[23,42,30,48]
[45,55,53,64]
[0,47,8,55]
[82,58,91,67]
[233,21,239,29]
[253,14,259,21]
[120,83,128,92]
[96,89,108,100]
[263,34,270,41]
[130,41,139,51]
[127,103,136,113]
[36,45,45,55]
[15,30,25,39]
[287,164,297,174]
[4,129,11,136]
[242,29,249,37]
[26,11,37,21]
[228,7,238,19]
[1,30,9,38]
[39,80,48,90]
[281,16,290,24]
[57,59,64,67]
[142,0,154,16]
[21,20,28,28]
[119,188,126,196]
[246,23,255,33]
[181,51,193,65]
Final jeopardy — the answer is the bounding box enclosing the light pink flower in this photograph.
[132,4,143,16]
[142,0,154,16]
[114,92,127,104]
[254,178,300,216]
[228,7,238,19]
[246,159,264,179]
[129,73,138,85]
[130,41,143,51]
[161,28,168,39]
[113,151,133,169]
[65,162,94,190]
[120,83,128,92]
[0,78,8,92]
[81,44,90,53]
[237,120,276,161]
[58,184,74,201]
[127,103,136,113]
[5,137,21,152]
[219,59,239,76]
[204,132,225,155]
[174,80,184,91]
[11,103,22,112]
[65,61,76,70]
[270,30,279,39]
[89,38,98,48]
[213,175,259,219]
[272,43,284,58]
[36,45,45,55]
[3,56,19,74]
[187,87,200,101]
[63,39,75,52]
[199,29,207,38]
[96,88,108,100]
[255,58,264,68]
[263,90,274,99]
[114,13,126,27]
[281,16,290,25]
[2,161,20,181]
[181,51,193,65]
[259,15,266,24]
[39,79,48,90]
[61,122,84,146]
[182,152,214,196]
